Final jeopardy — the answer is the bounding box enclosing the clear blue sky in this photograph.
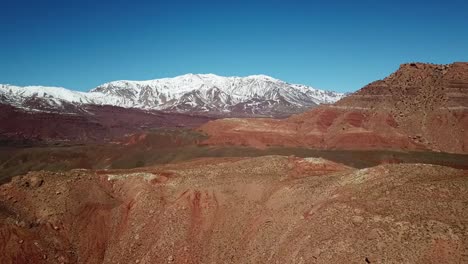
[1,0,467,93]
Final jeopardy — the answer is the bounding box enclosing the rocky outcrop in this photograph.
[200,62,468,153]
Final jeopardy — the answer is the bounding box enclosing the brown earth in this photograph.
[1,128,467,184]
[200,62,468,153]
[0,156,467,263]
[0,104,214,144]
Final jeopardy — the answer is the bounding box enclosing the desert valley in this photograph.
[0,62,467,263]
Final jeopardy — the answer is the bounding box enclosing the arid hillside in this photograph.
[200,62,468,153]
[0,104,213,143]
[1,156,467,263]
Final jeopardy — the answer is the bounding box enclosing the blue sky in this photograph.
[1,0,467,93]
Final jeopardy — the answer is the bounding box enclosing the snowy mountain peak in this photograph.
[1,74,345,117]
[245,74,278,80]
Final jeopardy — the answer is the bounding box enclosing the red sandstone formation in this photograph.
[200,62,468,153]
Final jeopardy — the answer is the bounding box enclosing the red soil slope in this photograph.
[0,104,213,143]
[0,156,467,263]
[200,62,468,153]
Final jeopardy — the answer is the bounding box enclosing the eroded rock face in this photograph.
[200,62,468,153]
[1,157,467,263]
[336,62,468,152]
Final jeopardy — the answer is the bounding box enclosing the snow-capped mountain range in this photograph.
[0,74,345,117]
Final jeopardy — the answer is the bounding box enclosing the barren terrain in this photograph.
[1,62,467,263]
[1,156,468,263]
[200,63,468,153]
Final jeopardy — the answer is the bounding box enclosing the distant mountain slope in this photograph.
[0,103,213,144]
[0,74,344,117]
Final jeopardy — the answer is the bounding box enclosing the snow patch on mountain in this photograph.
[0,74,345,116]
